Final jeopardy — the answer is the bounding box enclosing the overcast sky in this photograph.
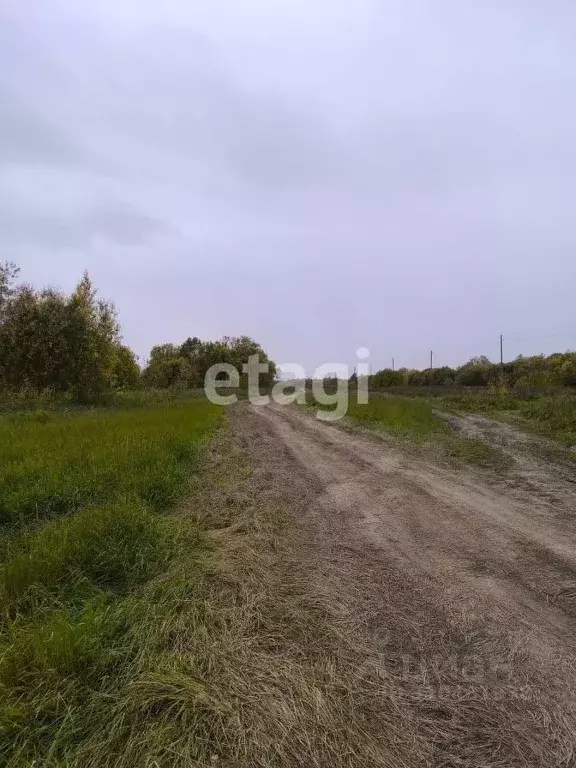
[1,0,575,373]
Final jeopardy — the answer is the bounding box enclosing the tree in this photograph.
[64,272,121,400]
[558,356,576,387]
[114,345,141,389]
[370,369,405,388]
[0,266,137,400]
[143,335,277,391]
[0,261,20,314]
[179,337,204,387]
[143,345,191,388]
[455,356,492,387]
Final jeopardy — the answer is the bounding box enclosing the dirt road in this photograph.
[232,401,576,767]
[439,408,576,510]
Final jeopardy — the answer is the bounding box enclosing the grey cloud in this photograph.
[0,90,81,167]
[1,10,339,194]
[1,0,576,370]
[84,204,172,247]
[0,194,169,249]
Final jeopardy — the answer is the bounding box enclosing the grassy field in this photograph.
[0,395,223,766]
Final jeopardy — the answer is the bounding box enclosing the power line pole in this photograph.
[392,357,395,371]
[430,350,433,391]
[500,334,504,383]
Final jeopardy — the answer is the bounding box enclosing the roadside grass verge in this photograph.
[355,395,509,469]
[0,398,222,765]
[303,391,508,470]
[302,390,447,440]
[347,394,449,441]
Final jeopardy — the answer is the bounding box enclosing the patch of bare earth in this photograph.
[438,410,576,509]
[213,401,576,768]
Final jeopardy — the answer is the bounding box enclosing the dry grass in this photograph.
[72,426,403,767]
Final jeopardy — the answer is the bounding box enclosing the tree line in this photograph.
[369,353,576,390]
[142,336,276,390]
[2,262,573,398]
[0,263,275,401]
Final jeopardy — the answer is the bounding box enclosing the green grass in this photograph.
[0,401,220,528]
[1,501,169,612]
[347,395,449,441]
[357,389,573,467]
[0,397,223,765]
[440,436,511,470]
[302,391,448,441]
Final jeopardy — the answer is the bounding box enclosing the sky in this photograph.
[1,0,576,374]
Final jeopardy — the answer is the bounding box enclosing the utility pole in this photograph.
[500,334,504,384]
[392,357,395,371]
[430,350,433,391]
